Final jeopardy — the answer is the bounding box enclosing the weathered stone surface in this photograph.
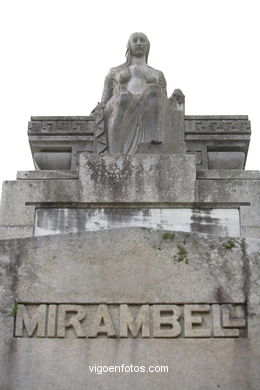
[17,170,79,180]
[28,116,94,170]
[79,154,196,202]
[98,33,185,155]
[27,114,251,171]
[0,228,251,303]
[0,31,258,390]
[196,176,260,238]
[185,115,251,169]
[1,161,260,241]
[28,116,94,134]
[208,151,245,170]
[0,228,259,390]
[185,115,251,133]
[0,226,33,239]
[197,170,260,180]
[33,151,72,170]
[34,207,240,237]
[135,142,186,154]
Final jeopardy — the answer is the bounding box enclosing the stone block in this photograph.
[33,152,72,170]
[0,228,259,389]
[26,115,252,171]
[28,116,95,170]
[185,115,251,169]
[0,179,80,227]
[208,151,245,170]
[17,170,79,180]
[196,175,260,238]
[0,225,33,239]
[79,154,196,203]
[1,165,260,241]
[34,207,240,237]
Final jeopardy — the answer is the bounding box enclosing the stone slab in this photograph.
[34,207,240,237]
[185,116,251,134]
[197,170,260,180]
[196,178,260,238]
[0,226,33,240]
[34,152,72,170]
[0,228,259,390]
[185,115,249,120]
[1,168,260,240]
[31,116,94,121]
[17,170,79,180]
[208,151,245,170]
[0,228,251,304]
[79,154,196,203]
[27,115,251,170]
[0,179,80,226]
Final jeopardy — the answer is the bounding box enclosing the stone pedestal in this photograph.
[0,113,259,389]
[0,228,259,390]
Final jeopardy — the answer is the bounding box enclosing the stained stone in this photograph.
[0,229,260,389]
[0,32,260,390]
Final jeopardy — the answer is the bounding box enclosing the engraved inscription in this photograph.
[15,303,247,339]
[120,304,150,338]
[57,305,86,338]
[88,304,116,338]
[153,305,181,338]
[184,304,211,338]
[15,304,47,338]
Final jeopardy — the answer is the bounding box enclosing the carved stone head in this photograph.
[125,32,150,64]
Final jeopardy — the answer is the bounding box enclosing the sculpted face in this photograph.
[129,33,149,57]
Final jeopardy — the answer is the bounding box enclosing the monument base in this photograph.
[0,228,259,389]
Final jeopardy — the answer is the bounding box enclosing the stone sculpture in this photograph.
[93,32,178,154]
[1,29,260,390]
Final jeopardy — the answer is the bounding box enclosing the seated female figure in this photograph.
[96,32,174,155]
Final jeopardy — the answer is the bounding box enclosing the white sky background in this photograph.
[0,0,259,189]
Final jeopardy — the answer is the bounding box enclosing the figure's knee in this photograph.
[117,91,131,108]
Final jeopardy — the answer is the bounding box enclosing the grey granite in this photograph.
[34,207,240,237]
[17,170,79,180]
[0,33,259,390]
[79,153,196,203]
[0,228,259,390]
[1,154,260,240]
[97,32,185,155]
[27,114,252,170]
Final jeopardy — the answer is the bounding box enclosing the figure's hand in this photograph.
[96,102,106,110]
[91,102,106,115]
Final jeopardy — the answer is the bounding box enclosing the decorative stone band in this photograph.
[185,116,251,134]
[27,115,251,170]
[28,116,251,135]
[185,115,251,169]
[28,116,95,134]
[14,303,247,339]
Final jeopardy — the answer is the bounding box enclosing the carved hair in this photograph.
[125,32,150,65]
